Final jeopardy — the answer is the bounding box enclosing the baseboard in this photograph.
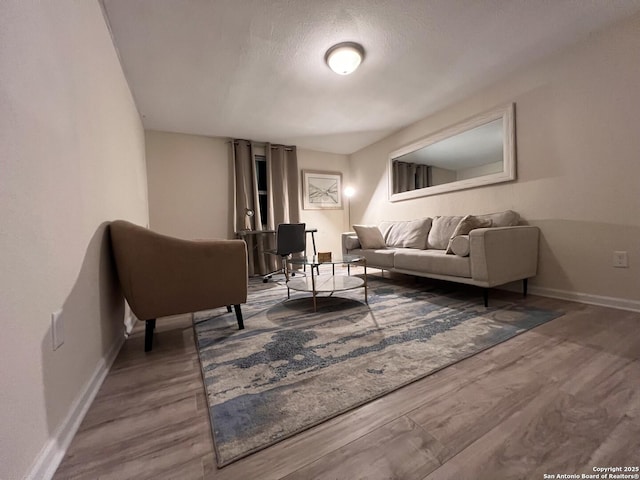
[505,283,640,313]
[26,332,126,480]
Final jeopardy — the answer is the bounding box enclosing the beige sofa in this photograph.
[341,211,539,306]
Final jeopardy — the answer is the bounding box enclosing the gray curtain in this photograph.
[393,161,430,193]
[266,143,300,228]
[416,164,430,189]
[232,140,257,231]
[233,139,299,276]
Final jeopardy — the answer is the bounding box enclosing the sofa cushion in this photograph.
[349,248,396,269]
[394,248,471,278]
[445,215,492,254]
[476,210,520,227]
[427,216,463,250]
[353,225,386,249]
[449,235,470,257]
[378,218,432,249]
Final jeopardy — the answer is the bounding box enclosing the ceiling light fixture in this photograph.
[325,42,364,75]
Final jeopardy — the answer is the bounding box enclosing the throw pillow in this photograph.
[449,235,470,257]
[352,225,386,249]
[427,216,463,250]
[378,218,432,249]
[445,215,492,254]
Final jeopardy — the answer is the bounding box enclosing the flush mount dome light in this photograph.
[325,42,364,75]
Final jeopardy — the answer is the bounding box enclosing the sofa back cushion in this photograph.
[476,210,520,227]
[378,218,432,249]
[427,216,463,249]
[352,225,386,249]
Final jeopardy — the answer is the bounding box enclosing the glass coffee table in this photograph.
[287,254,367,312]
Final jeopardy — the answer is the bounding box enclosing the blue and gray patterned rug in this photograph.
[194,273,563,467]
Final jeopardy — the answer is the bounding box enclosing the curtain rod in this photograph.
[228,139,295,151]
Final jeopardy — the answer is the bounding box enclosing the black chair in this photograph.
[263,223,307,283]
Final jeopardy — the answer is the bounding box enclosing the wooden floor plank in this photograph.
[559,351,639,419]
[586,414,640,467]
[422,387,617,480]
[282,416,444,480]
[407,372,546,463]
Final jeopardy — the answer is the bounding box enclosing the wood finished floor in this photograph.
[54,280,640,480]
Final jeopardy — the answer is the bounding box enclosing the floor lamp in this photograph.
[344,186,355,231]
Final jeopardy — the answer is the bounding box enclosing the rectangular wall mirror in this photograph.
[388,103,515,201]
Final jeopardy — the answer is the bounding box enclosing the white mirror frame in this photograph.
[388,103,516,202]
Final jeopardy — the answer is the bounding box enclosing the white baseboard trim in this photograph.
[26,332,125,480]
[507,284,640,313]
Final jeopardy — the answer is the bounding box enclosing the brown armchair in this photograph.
[109,220,248,352]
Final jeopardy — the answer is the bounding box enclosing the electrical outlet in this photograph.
[52,309,64,350]
[613,251,629,268]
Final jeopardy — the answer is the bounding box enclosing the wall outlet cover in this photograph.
[613,251,629,268]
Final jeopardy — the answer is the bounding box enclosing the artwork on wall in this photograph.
[302,170,343,210]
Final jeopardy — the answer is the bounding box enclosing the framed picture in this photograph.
[302,170,343,210]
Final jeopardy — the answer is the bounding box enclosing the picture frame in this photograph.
[302,170,343,210]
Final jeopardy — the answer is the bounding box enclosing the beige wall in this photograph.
[349,13,640,303]
[0,2,148,479]
[144,135,350,256]
[146,131,231,239]
[298,149,351,257]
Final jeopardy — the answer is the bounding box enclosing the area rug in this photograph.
[193,273,563,467]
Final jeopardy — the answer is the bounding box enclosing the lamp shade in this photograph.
[325,42,364,75]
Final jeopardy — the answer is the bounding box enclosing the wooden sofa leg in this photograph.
[234,305,244,330]
[226,305,232,313]
[523,278,528,297]
[483,289,489,308]
[144,319,156,352]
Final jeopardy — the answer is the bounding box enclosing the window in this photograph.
[255,155,268,229]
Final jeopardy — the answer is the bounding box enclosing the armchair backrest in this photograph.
[109,220,247,320]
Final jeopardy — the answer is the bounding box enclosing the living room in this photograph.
[2,1,639,479]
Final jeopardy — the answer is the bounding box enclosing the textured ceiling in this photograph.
[102,0,640,154]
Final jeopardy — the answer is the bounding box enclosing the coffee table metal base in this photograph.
[286,261,367,311]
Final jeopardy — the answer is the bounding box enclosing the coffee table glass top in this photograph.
[289,254,363,267]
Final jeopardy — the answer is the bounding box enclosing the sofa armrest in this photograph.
[469,226,539,286]
[341,231,360,255]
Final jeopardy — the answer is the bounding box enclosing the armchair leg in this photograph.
[234,305,244,330]
[523,278,528,297]
[226,305,232,313]
[483,289,489,308]
[144,319,156,352]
